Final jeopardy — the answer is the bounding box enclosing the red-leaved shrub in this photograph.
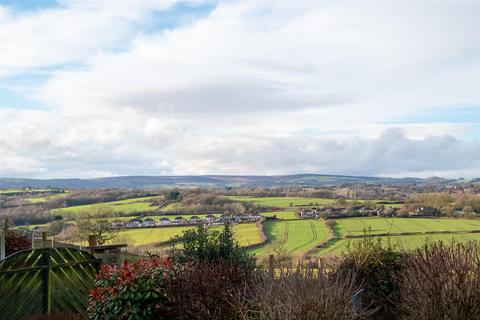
[5,229,31,256]
[88,257,174,320]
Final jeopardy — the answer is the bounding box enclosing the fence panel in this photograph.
[0,247,101,319]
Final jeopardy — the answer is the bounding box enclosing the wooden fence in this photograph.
[0,247,101,319]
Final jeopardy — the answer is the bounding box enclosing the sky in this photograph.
[0,0,479,179]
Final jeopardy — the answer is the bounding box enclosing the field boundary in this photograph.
[243,219,269,250]
[305,219,338,256]
[343,229,480,239]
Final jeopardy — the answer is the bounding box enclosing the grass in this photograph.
[27,193,69,203]
[226,196,336,207]
[227,196,402,208]
[260,211,298,220]
[317,233,480,256]
[112,226,193,246]
[250,220,329,256]
[52,196,162,215]
[334,217,480,237]
[108,223,262,247]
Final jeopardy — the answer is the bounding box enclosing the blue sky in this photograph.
[0,0,479,179]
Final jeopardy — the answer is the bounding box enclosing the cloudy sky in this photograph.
[0,0,479,179]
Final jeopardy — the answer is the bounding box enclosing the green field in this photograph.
[317,233,480,256]
[52,196,162,215]
[260,211,298,220]
[212,223,263,247]
[227,196,401,208]
[110,223,262,247]
[112,226,192,246]
[312,217,480,256]
[27,193,69,203]
[250,220,329,256]
[334,217,480,237]
[227,196,336,207]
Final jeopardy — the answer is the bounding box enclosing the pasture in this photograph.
[334,217,480,236]
[227,196,335,207]
[250,220,329,256]
[52,196,162,215]
[107,223,262,248]
[260,211,298,220]
[317,233,480,256]
[227,196,402,208]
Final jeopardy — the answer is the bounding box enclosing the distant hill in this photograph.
[0,174,458,189]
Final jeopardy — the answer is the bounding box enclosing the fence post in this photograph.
[268,255,274,278]
[352,289,363,314]
[41,231,51,318]
[0,229,5,260]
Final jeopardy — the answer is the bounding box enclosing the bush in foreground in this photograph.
[5,229,31,256]
[164,261,252,320]
[336,232,404,319]
[234,265,371,320]
[173,223,255,272]
[398,241,480,320]
[88,257,174,320]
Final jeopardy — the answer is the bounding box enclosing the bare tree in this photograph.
[74,206,118,245]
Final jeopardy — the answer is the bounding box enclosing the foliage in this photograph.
[88,257,174,320]
[336,229,404,319]
[234,264,371,320]
[173,223,255,272]
[165,261,252,320]
[25,313,83,320]
[398,241,480,320]
[5,229,31,257]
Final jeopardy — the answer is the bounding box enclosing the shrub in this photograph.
[398,241,480,320]
[165,261,252,320]
[336,231,404,319]
[5,229,31,256]
[234,264,371,320]
[173,223,255,272]
[25,313,83,320]
[88,257,174,320]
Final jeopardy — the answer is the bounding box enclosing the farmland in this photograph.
[105,223,263,248]
[249,220,329,256]
[5,191,480,259]
[226,196,336,207]
[317,233,480,256]
[259,210,298,220]
[309,217,480,256]
[52,196,162,215]
[334,217,480,236]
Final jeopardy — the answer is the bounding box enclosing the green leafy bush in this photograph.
[173,223,255,272]
[336,230,404,319]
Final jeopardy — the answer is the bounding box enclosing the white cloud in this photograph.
[0,0,479,178]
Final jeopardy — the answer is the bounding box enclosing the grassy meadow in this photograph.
[52,196,162,215]
[249,220,329,256]
[317,233,480,256]
[334,217,480,236]
[259,210,298,220]
[108,223,262,248]
[227,196,402,208]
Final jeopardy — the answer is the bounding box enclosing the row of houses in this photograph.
[299,207,385,219]
[111,213,262,228]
